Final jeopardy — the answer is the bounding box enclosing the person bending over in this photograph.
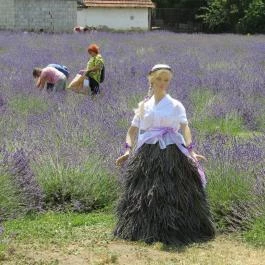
[33,66,66,92]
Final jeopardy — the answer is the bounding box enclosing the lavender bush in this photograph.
[32,155,118,212]
[0,147,44,219]
[0,31,264,233]
[201,135,265,231]
[0,163,23,220]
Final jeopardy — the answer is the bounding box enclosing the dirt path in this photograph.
[2,235,265,265]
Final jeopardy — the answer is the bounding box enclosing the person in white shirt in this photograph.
[114,64,215,245]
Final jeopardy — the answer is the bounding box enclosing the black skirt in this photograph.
[114,143,215,245]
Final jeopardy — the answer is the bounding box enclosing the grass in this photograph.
[0,211,116,264]
[207,166,253,206]
[116,118,129,130]
[189,88,215,114]
[256,112,265,131]
[1,211,115,244]
[8,95,49,116]
[190,89,248,136]
[127,94,143,110]
[195,113,245,136]
[0,47,6,53]
[1,211,265,265]
[206,61,236,71]
[244,215,265,247]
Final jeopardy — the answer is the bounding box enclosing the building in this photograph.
[0,0,76,32]
[78,0,155,31]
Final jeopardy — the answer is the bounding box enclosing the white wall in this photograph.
[77,8,150,30]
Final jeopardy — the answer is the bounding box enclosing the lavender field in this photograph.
[0,31,265,241]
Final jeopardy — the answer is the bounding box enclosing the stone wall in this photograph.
[0,0,76,32]
[0,0,15,29]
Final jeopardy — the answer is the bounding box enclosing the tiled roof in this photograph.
[83,0,155,8]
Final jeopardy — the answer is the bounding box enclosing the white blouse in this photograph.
[131,94,188,150]
[130,94,207,188]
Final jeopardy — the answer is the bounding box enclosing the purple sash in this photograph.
[136,127,207,188]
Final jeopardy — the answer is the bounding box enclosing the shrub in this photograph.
[206,165,253,231]
[0,148,44,219]
[203,135,265,232]
[33,156,118,212]
[0,167,23,220]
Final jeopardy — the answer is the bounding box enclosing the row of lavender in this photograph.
[0,31,265,235]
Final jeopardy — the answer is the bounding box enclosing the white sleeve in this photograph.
[131,114,140,128]
[177,102,188,124]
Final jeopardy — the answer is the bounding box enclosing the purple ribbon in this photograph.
[136,127,175,151]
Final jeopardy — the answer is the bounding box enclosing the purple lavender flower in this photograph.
[0,31,264,226]
[0,225,4,236]
[0,94,4,107]
[7,149,44,213]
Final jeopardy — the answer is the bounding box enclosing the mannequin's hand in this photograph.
[116,151,130,167]
[190,151,207,162]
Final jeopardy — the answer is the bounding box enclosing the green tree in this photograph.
[152,0,206,8]
[152,0,180,8]
[198,0,257,32]
[178,0,208,8]
[237,0,265,33]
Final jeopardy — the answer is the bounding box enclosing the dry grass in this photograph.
[1,212,265,265]
[2,235,265,265]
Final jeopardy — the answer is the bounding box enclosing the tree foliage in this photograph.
[152,0,265,33]
[152,0,207,8]
[198,0,265,33]
[238,0,265,33]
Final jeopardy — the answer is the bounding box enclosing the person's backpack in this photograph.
[100,65,105,83]
[48,64,70,79]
